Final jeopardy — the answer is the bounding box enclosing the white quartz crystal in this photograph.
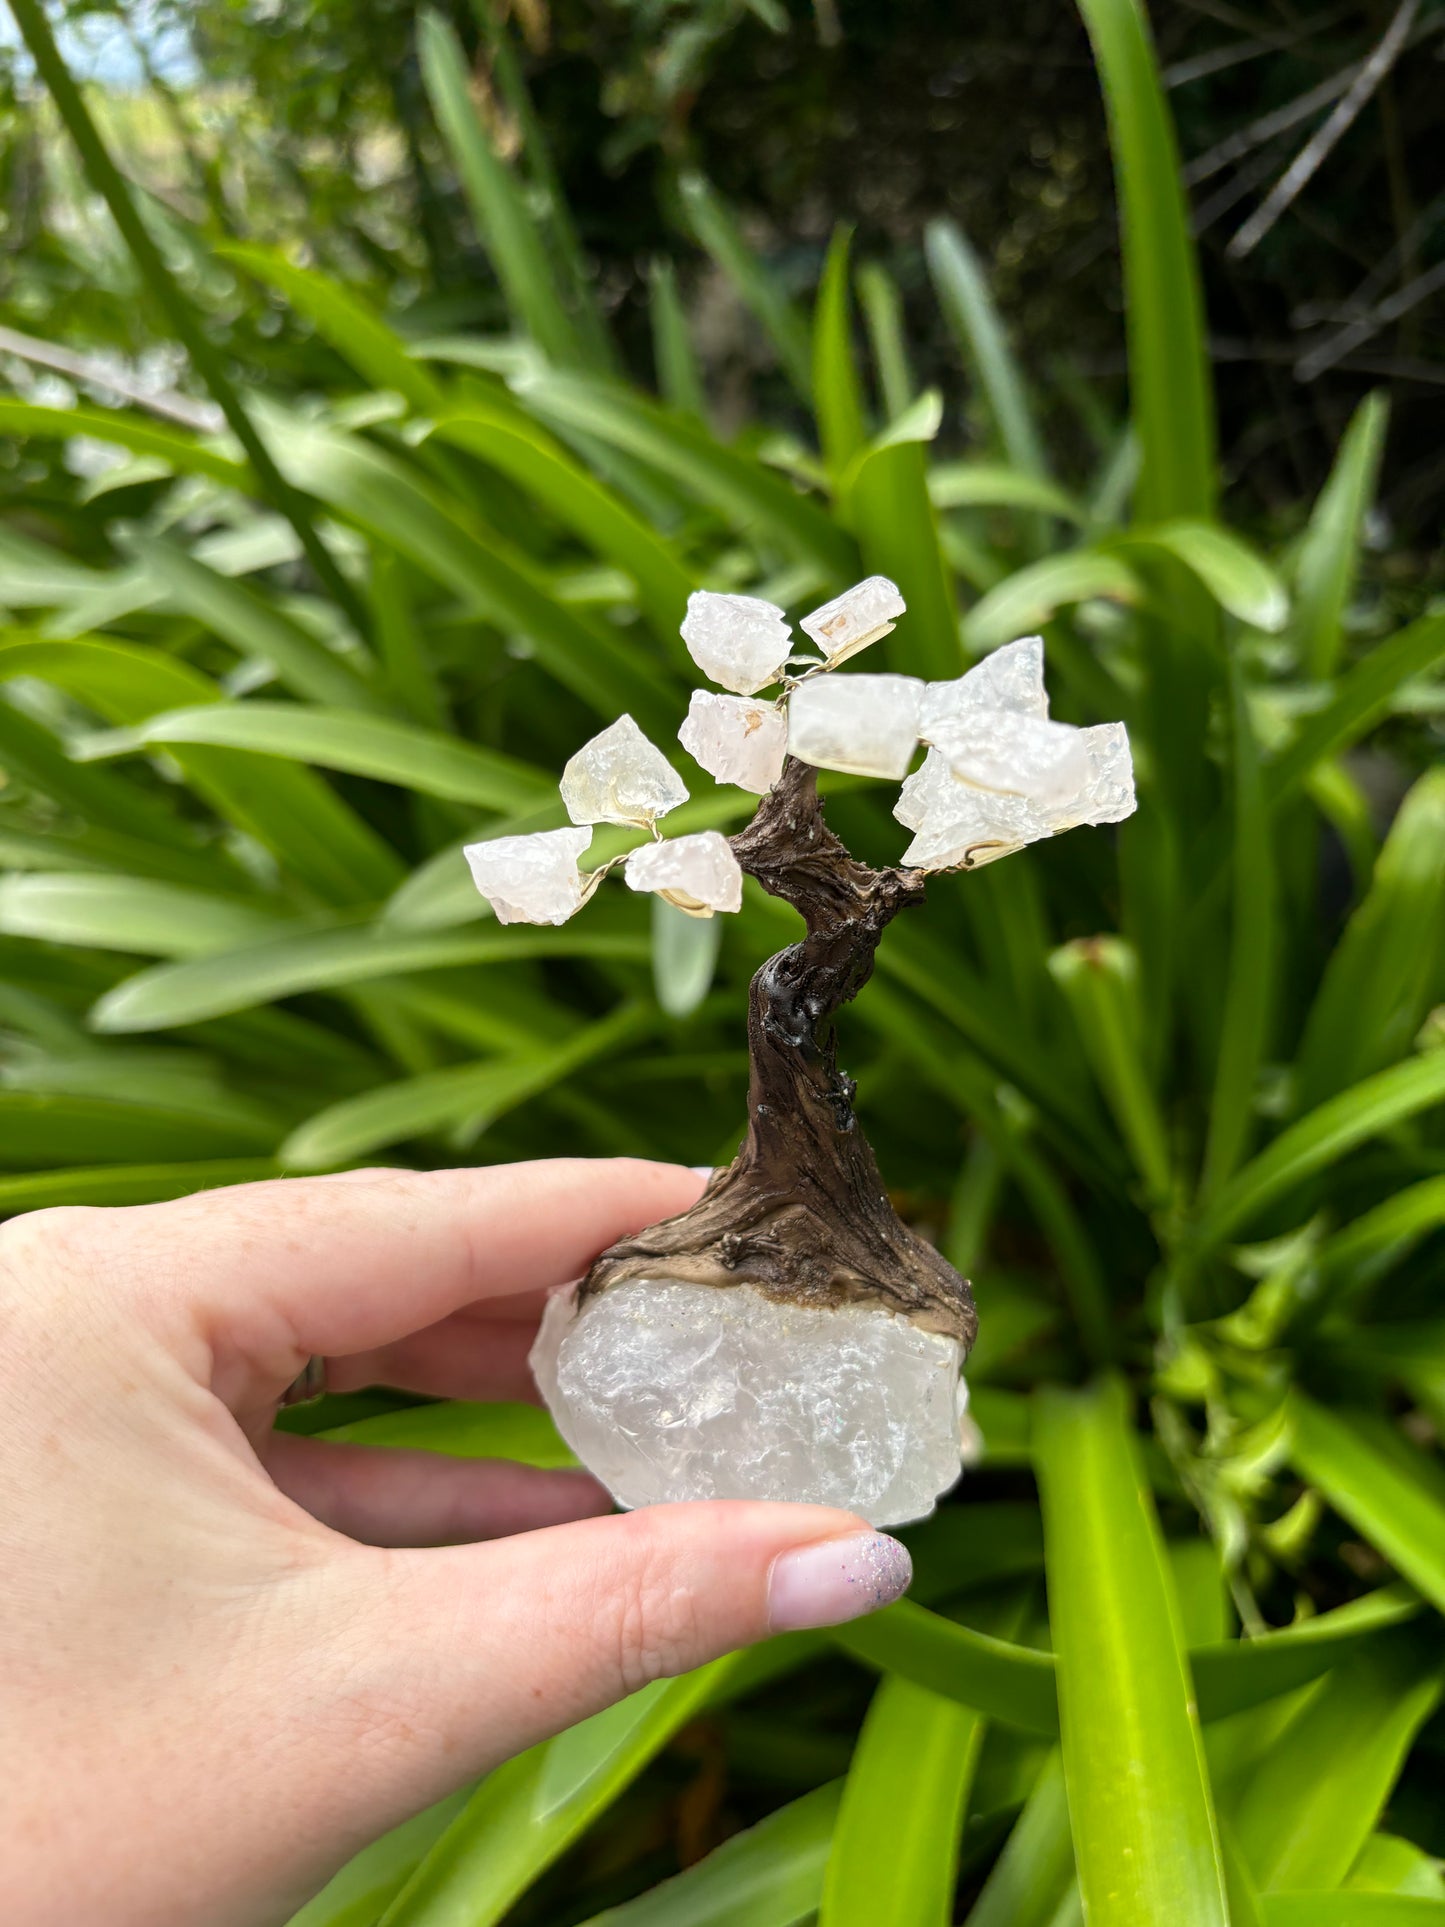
[800,575,906,667]
[681,591,792,695]
[463,825,593,924]
[530,1279,967,1526]
[929,708,1098,805]
[788,673,924,780]
[920,634,1047,736]
[678,690,788,794]
[561,715,688,829]
[625,831,743,917]
[896,720,1135,871]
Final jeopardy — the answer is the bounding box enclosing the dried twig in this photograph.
[0,323,222,431]
[1296,258,1445,382]
[1227,0,1421,260]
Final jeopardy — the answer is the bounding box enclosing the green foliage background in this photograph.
[1,0,1444,1921]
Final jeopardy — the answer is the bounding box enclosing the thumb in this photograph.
[321,1503,909,1817]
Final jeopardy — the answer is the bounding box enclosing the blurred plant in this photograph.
[1,0,1444,1921]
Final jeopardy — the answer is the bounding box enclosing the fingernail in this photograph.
[768,1531,912,1632]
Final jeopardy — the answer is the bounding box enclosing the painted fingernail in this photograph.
[767,1531,912,1632]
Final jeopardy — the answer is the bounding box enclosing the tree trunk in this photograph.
[583,760,977,1348]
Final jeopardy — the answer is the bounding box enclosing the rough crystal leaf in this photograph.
[531,1279,966,1527]
[680,590,792,695]
[920,634,1047,737]
[800,574,906,667]
[560,714,688,829]
[788,672,924,780]
[929,707,1094,804]
[463,825,593,924]
[678,689,788,794]
[896,719,1135,871]
[624,830,743,917]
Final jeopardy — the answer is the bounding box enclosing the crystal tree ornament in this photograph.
[465,580,1136,1525]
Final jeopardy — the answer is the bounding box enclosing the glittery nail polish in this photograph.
[767,1531,913,1632]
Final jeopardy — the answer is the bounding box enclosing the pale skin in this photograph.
[0,1159,908,1927]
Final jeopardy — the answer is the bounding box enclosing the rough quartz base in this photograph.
[530,1278,967,1528]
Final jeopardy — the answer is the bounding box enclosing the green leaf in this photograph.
[1228,1624,1444,1891]
[651,897,721,1019]
[1201,660,1277,1200]
[379,1658,740,1925]
[1266,613,1445,808]
[1048,937,1172,1205]
[647,257,708,419]
[260,414,672,733]
[680,173,812,402]
[517,370,855,582]
[123,532,384,711]
[857,262,915,423]
[90,922,649,1033]
[841,430,962,679]
[925,219,1046,480]
[813,228,867,480]
[1072,0,1215,521]
[430,401,694,648]
[1289,1396,1445,1615]
[320,1400,574,1468]
[220,245,451,417]
[1034,1376,1228,1927]
[0,685,198,854]
[1348,1833,1445,1900]
[0,398,250,491]
[828,1598,1059,1736]
[1191,1588,1422,1722]
[820,1674,985,1927]
[0,872,280,956]
[961,550,1142,653]
[88,703,555,813]
[1292,391,1389,680]
[1191,1053,1445,1255]
[279,1003,650,1168]
[1263,1900,1445,1927]
[283,1792,474,1927]
[0,1160,275,1213]
[418,12,590,370]
[577,1780,840,1927]
[1127,523,1288,632]
[2,634,404,904]
[0,1090,276,1165]
[929,464,1087,522]
[1294,768,1445,1111]
[966,1750,1076,1927]
[1319,1179,1445,1304]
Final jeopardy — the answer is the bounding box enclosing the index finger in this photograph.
[107,1159,704,1388]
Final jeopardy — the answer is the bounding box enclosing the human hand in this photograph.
[0,1161,912,1927]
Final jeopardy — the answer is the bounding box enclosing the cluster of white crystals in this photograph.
[896,635,1135,869]
[530,1279,969,1527]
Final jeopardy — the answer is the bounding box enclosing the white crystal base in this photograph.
[530,1278,968,1528]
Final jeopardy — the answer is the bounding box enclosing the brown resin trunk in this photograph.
[582,758,977,1349]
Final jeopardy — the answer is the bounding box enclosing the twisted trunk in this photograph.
[582,760,977,1348]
